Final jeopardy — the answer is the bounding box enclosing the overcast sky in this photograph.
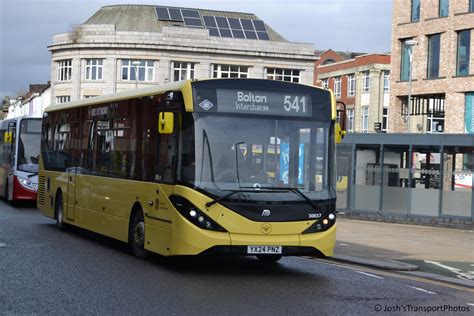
[0,0,392,100]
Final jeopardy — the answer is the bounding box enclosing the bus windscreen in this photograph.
[18,119,41,172]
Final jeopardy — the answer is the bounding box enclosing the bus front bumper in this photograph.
[163,219,336,257]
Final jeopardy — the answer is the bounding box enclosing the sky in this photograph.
[0,0,392,101]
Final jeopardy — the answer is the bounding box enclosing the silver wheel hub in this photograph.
[134,221,145,246]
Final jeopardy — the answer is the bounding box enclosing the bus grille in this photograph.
[37,176,46,206]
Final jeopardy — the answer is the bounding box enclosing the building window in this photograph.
[400,39,414,81]
[466,92,474,133]
[470,0,474,12]
[333,77,342,98]
[347,108,354,133]
[85,59,103,81]
[121,60,154,82]
[361,106,369,133]
[382,108,389,133]
[456,30,471,76]
[213,64,249,78]
[427,113,445,133]
[411,0,420,22]
[321,78,329,89]
[56,96,71,104]
[383,71,390,92]
[172,61,196,81]
[439,0,449,17]
[347,74,355,96]
[57,59,72,81]
[266,68,300,83]
[362,71,370,93]
[427,34,441,79]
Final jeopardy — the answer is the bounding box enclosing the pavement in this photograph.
[326,217,474,287]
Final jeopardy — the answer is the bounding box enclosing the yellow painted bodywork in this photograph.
[38,79,337,258]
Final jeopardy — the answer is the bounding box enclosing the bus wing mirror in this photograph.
[158,112,174,134]
[4,132,12,143]
[336,101,347,144]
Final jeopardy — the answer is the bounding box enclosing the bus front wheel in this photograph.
[129,210,149,259]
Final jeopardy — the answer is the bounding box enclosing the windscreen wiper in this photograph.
[240,186,316,208]
[27,172,38,178]
[205,188,275,208]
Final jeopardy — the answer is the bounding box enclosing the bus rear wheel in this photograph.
[256,254,282,263]
[55,193,66,231]
[129,210,149,259]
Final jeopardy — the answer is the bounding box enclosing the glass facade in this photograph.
[411,0,420,22]
[427,34,440,79]
[457,30,471,76]
[439,0,449,17]
[400,40,412,81]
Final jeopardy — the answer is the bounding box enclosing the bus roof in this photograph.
[45,78,330,113]
[45,80,188,113]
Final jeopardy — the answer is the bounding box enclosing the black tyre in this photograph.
[256,254,282,263]
[55,193,66,231]
[129,210,149,259]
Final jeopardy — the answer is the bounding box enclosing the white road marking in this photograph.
[339,243,350,246]
[0,242,6,247]
[356,271,384,279]
[467,303,474,306]
[408,286,437,295]
[424,260,462,272]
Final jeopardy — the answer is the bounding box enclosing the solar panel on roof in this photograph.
[203,16,217,27]
[184,17,203,27]
[252,20,267,32]
[228,18,242,30]
[232,29,245,39]
[244,30,258,40]
[215,17,230,29]
[156,7,170,20]
[240,19,254,31]
[208,28,220,37]
[181,9,200,18]
[219,29,233,38]
[168,8,183,21]
[256,31,270,40]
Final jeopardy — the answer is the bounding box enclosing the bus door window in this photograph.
[95,120,111,174]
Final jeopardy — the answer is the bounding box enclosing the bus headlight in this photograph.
[302,212,336,234]
[170,195,227,232]
[17,176,36,190]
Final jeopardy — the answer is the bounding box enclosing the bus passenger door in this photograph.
[65,120,79,221]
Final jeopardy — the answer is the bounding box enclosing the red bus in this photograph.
[0,117,42,202]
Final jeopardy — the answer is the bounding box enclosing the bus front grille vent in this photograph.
[37,176,46,206]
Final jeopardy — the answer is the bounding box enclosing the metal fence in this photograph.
[336,134,474,227]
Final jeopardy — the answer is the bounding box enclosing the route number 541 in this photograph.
[284,96,306,113]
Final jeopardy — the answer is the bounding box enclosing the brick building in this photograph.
[390,0,474,134]
[315,50,391,133]
[48,5,317,103]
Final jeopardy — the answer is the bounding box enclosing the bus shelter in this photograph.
[336,134,474,227]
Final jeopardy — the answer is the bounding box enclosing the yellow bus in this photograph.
[37,78,344,263]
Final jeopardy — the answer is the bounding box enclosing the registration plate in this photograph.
[247,245,282,254]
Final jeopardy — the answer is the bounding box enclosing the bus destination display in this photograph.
[215,89,312,117]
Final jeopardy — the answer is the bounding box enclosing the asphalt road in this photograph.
[1,200,473,315]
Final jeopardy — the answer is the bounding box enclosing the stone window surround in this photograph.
[265,68,301,83]
[121,59,155,82]
[333,76,342,99]
[85,59,104,81]
[212,64,249,78]
[57,59,72,82]
[171,61,196,81]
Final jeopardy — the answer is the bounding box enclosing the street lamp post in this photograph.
[405,39,418,133]
[131,61,141,89]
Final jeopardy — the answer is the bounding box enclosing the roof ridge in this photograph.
[101,4,256,16]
